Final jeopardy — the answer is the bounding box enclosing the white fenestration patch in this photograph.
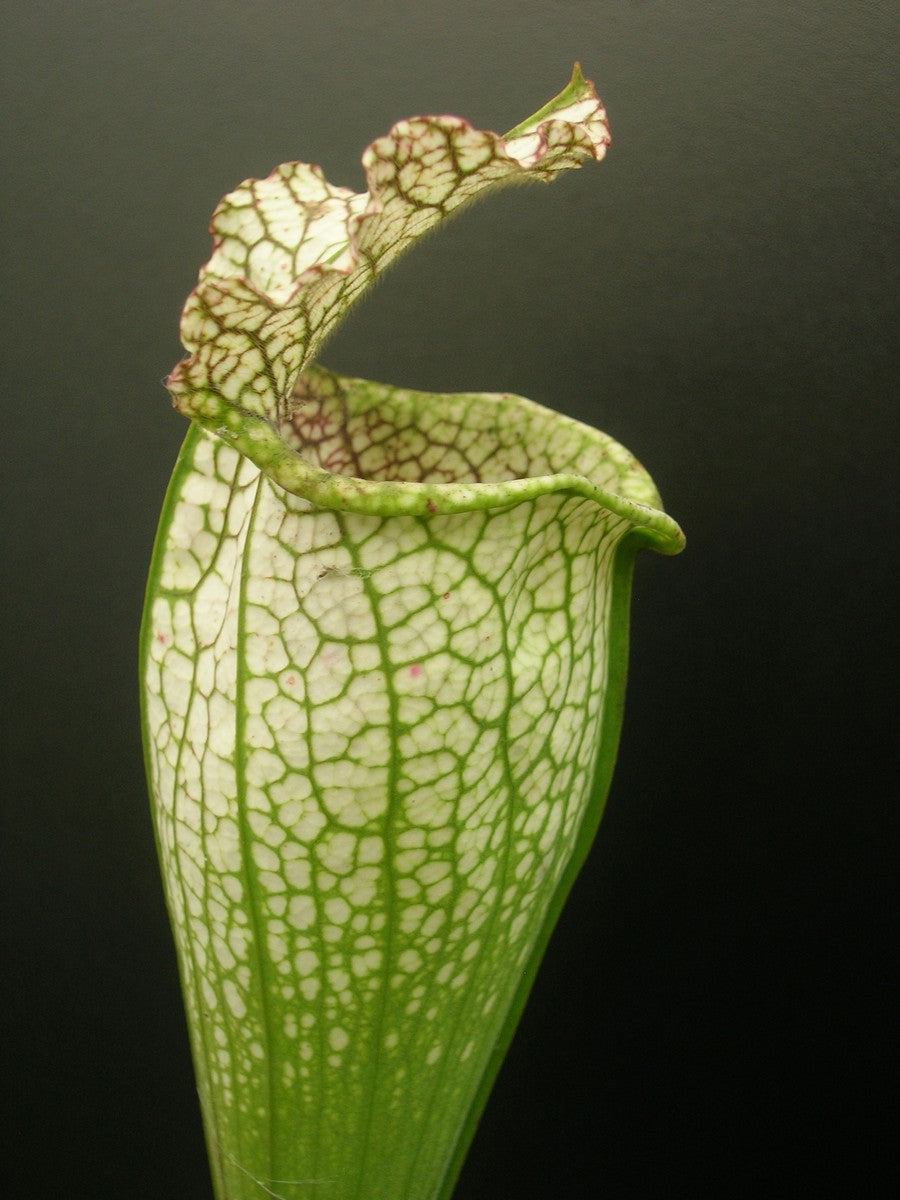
[145,424,629,1194]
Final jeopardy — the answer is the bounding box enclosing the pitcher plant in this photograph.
[140,65,684,1200]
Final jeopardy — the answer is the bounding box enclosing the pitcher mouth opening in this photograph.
[206,364,684,554]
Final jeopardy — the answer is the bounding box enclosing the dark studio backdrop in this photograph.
[2,2,896,1197]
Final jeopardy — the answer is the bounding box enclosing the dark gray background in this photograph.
[2,2,896,1196]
